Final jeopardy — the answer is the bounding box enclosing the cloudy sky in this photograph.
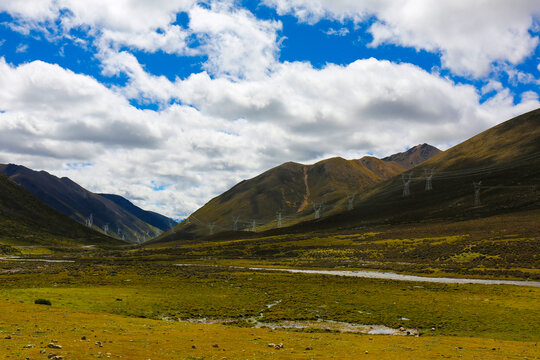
[0,1,539,219]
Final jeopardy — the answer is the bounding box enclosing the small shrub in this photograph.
[34,299,52,306]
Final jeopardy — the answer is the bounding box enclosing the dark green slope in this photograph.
[98,193,177,232]
[0,172,123,247]
[0,164,164,243]
[299,107,540,230]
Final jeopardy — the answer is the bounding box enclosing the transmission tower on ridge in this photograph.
[232,216,240,231]
[208,222,216,235]
[473,181,482,206]
[425,168,434,191]
[346,194,356,211]
[276,211,283,228]
[312,202,323,219]
[402,173,412,197]
[251,219,257,232]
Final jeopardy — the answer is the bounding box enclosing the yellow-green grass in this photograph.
[143,210,540,281]
[0,299,538,360]
[1,262,538,342]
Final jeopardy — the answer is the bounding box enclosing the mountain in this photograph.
[98,193,177,232]
[0,172,123,247]
[0,164,175,243]
[382,143,441,169]
[288,107,540,230]
[149,108,540,250]
[153,150,437,243]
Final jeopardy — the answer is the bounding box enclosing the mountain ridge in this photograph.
[0,164,176,243]
[153,145,440,243]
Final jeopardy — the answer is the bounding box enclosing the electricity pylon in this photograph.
[473,181,482,206]
[424,168,434,191]
[346,194,355,211]
[208,222,215,235]
[312,202,323,219]
[85,213,93,227]
[402,173,412,197]
[276,211,282,228]
[232,216,240,231]
[251,219,257,232]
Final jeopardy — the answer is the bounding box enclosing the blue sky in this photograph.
[0,0,538,218]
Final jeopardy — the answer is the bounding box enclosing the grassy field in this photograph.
[1,210,538,358]
[145,210,540,280]
[1,259,539,335]
[3,299,538,360]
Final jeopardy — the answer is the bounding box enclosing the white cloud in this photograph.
[263,0,540,77]
[0,1,538,219]
[15,44,28,53]
[188,3,282,79]
[1,57,538,218]
[325,27,349,36]
[0,0,282,80]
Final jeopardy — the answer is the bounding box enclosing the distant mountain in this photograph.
[302,108,540,229]
[383,143,441,169]
[151,108,540,249]
[154,152,434,243]
[0,164,175,243]
[98,193,176,232]
[0,172,122,247]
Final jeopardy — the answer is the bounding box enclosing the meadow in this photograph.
[1,255,539,359]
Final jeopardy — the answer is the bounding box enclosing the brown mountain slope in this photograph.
[300,107,540,229]
[382,143,441,169]
[152,108,540,250]
[0,172,124,247]
[152,155,406,243]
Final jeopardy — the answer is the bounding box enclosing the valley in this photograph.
[0,109,539,359]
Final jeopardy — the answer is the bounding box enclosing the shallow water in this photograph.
[0,256,75,263]
[175,263,540,287]
[245,267,540,287]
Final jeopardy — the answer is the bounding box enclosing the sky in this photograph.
[0,0,539,219]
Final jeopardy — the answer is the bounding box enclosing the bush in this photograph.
[34,299,52,306]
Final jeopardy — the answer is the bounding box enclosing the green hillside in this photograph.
[0,172,125,248]
[0,164,170,243]
[152,155,406,243]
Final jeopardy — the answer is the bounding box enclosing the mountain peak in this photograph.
[382,143,441,169]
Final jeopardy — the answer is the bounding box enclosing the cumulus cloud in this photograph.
[1,56,538,217]
[0,1,538,219]
[263,0,540,77]
[1,0,282,80]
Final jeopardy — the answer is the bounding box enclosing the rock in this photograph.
[5,335,11,339]
[23,344,34,348]
[95,341,103,347]
[191,345,196,349]
[47,354,57,359]
[399,327,405,331]
[212,344,219,348]
[365,350,369,354]
[40,349,46,354]
[305,346,312,350]
[47,343,62,349]
[81,336,86,340]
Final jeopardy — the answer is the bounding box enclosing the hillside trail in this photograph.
[297,166,310,212]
